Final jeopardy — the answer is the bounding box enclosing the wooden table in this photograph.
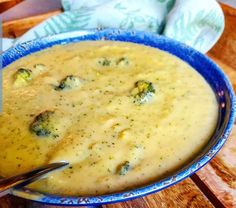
[1,1,236,207]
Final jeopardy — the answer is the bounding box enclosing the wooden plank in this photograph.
[196,126,236,208]
[2,11,61,38]
[103,179,213,208]
[1,0,62,22]
[0,179,213,208]
[0,0,15,3]
[1,0,62,38]
[0,0,23,13]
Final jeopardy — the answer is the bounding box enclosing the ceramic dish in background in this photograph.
[1,29,236,206]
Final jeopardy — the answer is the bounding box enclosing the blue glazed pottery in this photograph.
[1,29,236,206]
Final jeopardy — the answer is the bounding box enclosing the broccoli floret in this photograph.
[14,68,32,85]
[117,161,131,175]
[55,75,82,91]
[131,80,155,104]
[30,110,58,138]
[15,68,32,80]
[116,57,129,66]
[97,57,130,67]
[97,58,112,66]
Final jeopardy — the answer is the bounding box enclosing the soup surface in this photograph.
[0,41,218,196]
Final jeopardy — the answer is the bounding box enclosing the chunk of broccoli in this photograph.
[117,161,131,175]
[131,80,155,104]
[30,110,58,138]
[116,57,129,66]
[97,57,130,67]
[14,68,32,85]
[97,58,112,66]
[55,75,82,91]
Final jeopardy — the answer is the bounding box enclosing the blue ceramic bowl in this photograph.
[1,29,236,206]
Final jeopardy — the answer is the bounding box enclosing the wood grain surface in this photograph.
[104,179,214,208]
[2,11,61,37]
[0,2,236,208]
[0,0,23,13]
[0,179,214,208]
[196,4,236,208]
[1,0,62,37]
[197,125,236,208]
[1,0,62,22]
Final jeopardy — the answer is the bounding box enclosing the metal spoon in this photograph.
[0,162,69,197]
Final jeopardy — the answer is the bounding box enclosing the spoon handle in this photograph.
[0,162,68,197]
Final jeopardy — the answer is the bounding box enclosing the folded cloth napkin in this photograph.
[2,0,224,53]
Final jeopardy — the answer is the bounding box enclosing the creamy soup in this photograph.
[0,41,218,196]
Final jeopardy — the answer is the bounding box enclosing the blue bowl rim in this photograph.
[1,29,236,206]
